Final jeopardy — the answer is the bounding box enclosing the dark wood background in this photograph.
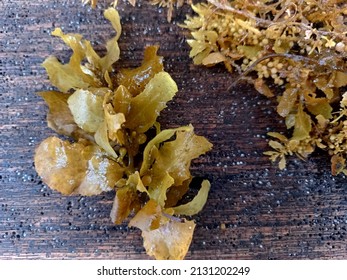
[1,0,346,260]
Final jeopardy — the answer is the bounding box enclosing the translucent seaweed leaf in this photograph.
[141,219,196,260]
[42,8,122,93]
[128,199,161,231]
[104,108,126,142]
[277,88,298,117]
[254,78,274,98]
[141,125,212,187]
[172,180,210,216]
[125,72,178,133]
[42,29,101,92]
[187,39,207,57]
[94,121,118,159]
[268,140,285,151]
[42,56,97,93]
[140,125,212,208]
[111,85,132,116]
[147,172,175,207]
[279,156,286,170]
[38,91,91,139]
[116,46,164,96]
[34,136,124,196]
[306,99,332,119]
[127,171,148,194]
[67,89,104,133]
[192,48,212,65]
[140,126,191,175]
[153,125,213,185]
[202,52,226,65]
[109,172,150,225]
[110,184,140,224]
[285,113,296,129]
[99,8,122,74]
[103,88,128,144]
[292,104,312,141]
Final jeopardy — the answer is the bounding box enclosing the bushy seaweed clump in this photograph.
[35,8,212,260]
[184,0,347,174]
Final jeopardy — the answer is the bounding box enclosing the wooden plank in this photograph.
[0,0,346,259]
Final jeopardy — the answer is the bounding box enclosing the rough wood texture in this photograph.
[0,0,346,259]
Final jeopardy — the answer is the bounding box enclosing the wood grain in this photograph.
[0,0,346,259]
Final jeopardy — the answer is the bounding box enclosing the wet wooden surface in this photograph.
[0,0,346,259]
